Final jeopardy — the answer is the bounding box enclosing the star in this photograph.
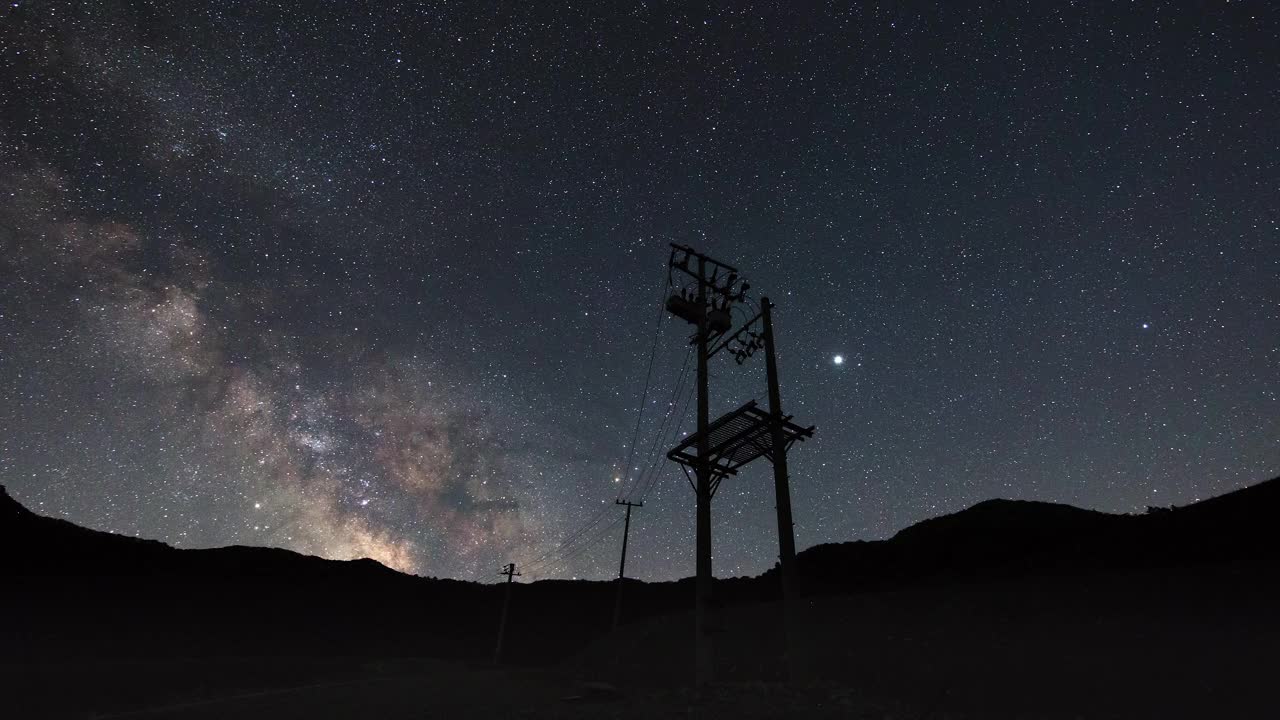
[0,0,1272,583]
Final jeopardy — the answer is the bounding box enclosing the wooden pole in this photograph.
[762,297,798,678]
[612,499,643,629]
[694,255,714,686]
[493,562,520,665]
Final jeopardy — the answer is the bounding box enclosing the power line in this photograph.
[514,502,613,572]
[528,379,688,579]
[616,269,673,501]
[511,261,671,578]
[525,513,624,578]
[637,383,695,501]
[527,368,686,576]
[621,343,692,501]
[628,355,693,502]
[523,373,681,579]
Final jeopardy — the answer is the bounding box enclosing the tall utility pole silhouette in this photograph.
[663,245,815,686]
[612,499,643,629]
[493,562,520,665]
[762,296,798,675]
[693,251,714,688]
[664,245,749,686]
[761,298,796,571]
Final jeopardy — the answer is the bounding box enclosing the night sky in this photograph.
[1,2,1276,582]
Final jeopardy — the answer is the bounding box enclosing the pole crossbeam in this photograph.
[666,400,814,481]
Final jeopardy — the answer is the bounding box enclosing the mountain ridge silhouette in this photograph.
[4,476,1276,585]
[5,478,1278,718]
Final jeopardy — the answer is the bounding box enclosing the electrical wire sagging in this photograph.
[511,258,680,580]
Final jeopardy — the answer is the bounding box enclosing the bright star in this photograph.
[833,355,844,365]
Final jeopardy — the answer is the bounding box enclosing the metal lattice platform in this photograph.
[667,400,814,493]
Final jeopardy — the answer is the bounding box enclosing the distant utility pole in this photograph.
[612,499,643,629]
[493,562,520,665]
[662,245,815,687]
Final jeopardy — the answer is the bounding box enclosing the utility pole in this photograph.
[693,252,714,687]
[762,298,797,585]
[493,562,520,665]
[762,296,798,677]
[664,244,744,686]
[662,245,813,686]
[612,499,643,629]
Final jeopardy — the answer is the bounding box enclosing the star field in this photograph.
[1,2,1276,581]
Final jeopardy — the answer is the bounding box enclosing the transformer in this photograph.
[666,294,731,333]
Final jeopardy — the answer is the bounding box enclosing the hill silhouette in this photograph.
[1,483,412,581]
[789,477,1275,594]
[3,478,1278,717]
[7,477,1276,587]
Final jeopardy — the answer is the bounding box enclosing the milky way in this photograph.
[1,2,1276,581]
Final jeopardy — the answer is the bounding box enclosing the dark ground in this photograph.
[4,478,1277,718]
